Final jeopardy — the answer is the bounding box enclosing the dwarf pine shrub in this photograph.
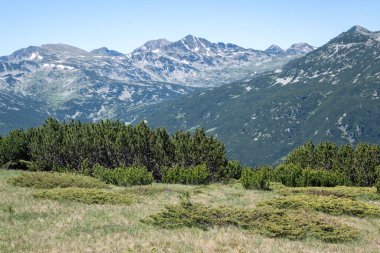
[143,196,359,242]
[274,163,303,187]
[162,164,210,185]
[376,180,380,194]
[297,169,349,187]
[241,167,272,190]
[259,195,380,218]
[93,165,153,186]
[217,160,242,182]
[274,163,348,187]
[277,186,380,201]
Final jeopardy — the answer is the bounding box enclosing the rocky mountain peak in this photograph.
[265,44,285,56]
[90,47,124,56]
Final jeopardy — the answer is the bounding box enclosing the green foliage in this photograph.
[0,129,29,169]
[171,128,227,179]
[8,171,109,189]
[285,141,380,186]
[297,168,349,187]
[217,160,242,182]
[353,143,380,186]
[18,160,39,171]
[274,163,303,187]
[276,185,380,201]
[285,140,315,168]
[162,164,210,185]
[33,188,133,205]
[143,196,359,242]
[241,167,271,190]
[274,163,349,187]
[376,166,380,194]
[93,165,153,186]
[259,195,380,218]
[0,118,227,181]
[314,142,338,170]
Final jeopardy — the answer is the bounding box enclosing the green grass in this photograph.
[1,170,380,252]
[7,171,109,189]
[33,188,133,205]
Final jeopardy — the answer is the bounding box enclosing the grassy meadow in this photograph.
[1,170,380,253]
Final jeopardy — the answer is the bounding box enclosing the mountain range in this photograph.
[1,25,379,166]
[0,35,312,133]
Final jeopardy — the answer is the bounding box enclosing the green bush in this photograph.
[162,164,210,185]
[376,180,380,194]
[93,165,153,186]
[274,163,348,187]
[285,141,380,187]
[276,185,380,201]
[274,163,303,187]
[143,196,359,242]
[376,166,380,194]
[33,187,132,205]
[298,169,349,187]
[259,195,380,218]
[1,119,227,180]
[241,167,272,190]
[7,171,109,189]
[217,160,242,182]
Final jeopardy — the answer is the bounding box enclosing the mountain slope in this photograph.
[124,26,380,165]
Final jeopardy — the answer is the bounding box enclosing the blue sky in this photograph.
[0,0,379,55]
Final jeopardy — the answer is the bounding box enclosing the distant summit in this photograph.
[265,45,286,56]
[286,43,315,55]
[90,47,124,56]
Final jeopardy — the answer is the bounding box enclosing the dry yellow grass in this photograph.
[1,170,380,253]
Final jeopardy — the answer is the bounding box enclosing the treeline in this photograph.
[1,120,380,187]
[0,118,228,180]
[284,141,380,187]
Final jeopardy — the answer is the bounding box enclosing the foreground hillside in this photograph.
[1,170,380,253]
[126,25,380,165]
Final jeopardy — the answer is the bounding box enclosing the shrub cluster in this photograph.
[259,195,380,218]
[0,118,227,181]
[33,187,133,205]
[376,166,380,194]
[93,165,153,186]
[8,171,109,189]
[216,160,242,182]
[277,186,380,201]
[241,167,271,190]
[143,196,359,242]
[162,164,210,185]
[285,141,380,186]
[274,163,348,187]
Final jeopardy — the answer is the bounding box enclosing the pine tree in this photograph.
[314,142,338,170]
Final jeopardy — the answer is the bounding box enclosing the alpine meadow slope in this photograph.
[124,26,380,165]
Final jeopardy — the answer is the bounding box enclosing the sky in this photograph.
[0,0,379,55]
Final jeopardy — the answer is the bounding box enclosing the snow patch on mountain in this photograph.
[119,88,134,101]
[275,76,293,85]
